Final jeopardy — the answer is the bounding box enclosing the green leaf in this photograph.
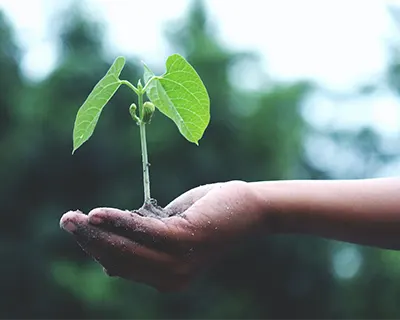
[143,54,210,145]
[72,56,126,154]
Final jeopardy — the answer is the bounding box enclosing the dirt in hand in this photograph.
[132,198,176,219]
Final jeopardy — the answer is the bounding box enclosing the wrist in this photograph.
[222,180,283,236]
[249,180,302,235]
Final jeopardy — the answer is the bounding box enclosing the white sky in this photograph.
[0,0,397,85]
[0,0,400,137]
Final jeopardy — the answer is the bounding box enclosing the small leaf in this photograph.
[143,54,210,145]
[72,56,126,153]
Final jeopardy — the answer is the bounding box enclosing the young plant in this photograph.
[72,54,210,218]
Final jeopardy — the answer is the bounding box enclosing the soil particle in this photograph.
[131,198,175,219]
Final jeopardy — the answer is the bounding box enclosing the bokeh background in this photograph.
[1,0,400,318]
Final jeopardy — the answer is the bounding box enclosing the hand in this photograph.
[59,181,267,292]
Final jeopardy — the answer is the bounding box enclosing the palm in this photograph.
[60,181,263,292]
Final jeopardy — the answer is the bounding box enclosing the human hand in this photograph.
[59,181,267,292]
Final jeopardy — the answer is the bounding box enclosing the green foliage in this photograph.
[72,56,125,153]
[144,54,210,144]
[73,54,210,153]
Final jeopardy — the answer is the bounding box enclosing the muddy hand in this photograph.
[59,181,267,292]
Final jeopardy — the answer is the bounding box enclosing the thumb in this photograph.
[165,183,219,214]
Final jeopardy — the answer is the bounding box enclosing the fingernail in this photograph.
[61,220,77,233]
[89,215,103,225]
[59,211,79,233]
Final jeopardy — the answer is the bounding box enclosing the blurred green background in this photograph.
[1,0,400,318]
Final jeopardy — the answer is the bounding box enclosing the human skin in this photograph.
[60,177,400,292]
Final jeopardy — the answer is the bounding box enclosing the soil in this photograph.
[132,198,175,219]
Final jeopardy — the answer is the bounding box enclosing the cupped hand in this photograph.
[59,181,267,292]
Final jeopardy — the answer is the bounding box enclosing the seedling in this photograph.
[72,54,210,218]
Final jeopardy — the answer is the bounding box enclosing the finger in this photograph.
[60,210,191,291]
[77,219,172,264]
[61,210,167,264]
[87,208,171,247]
[68,219,189,291]
[165,183,219,214]
[64,215,176,269]
[60,210,87,234]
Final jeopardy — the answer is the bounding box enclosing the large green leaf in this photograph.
[143,54,210,145]
[72,56,125,153]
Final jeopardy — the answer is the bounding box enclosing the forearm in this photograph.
[251,178,400,250]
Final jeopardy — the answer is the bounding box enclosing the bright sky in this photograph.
[0,0,400,138]
[0,0,397,85]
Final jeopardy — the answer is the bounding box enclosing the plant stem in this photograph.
[138,91,151,205]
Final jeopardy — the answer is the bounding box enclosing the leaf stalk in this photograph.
[120,80,139,94]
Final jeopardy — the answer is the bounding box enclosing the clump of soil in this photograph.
[132,198,175,219]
